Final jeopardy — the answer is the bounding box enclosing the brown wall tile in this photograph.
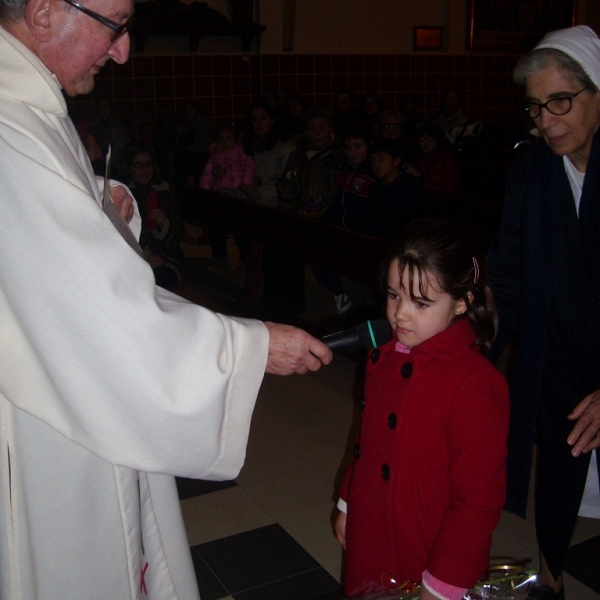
[85,51,522,142]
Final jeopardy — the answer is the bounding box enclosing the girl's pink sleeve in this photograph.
[200,155,215,190]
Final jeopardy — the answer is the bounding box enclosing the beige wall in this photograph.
[258,0,451,54]
[133,0,596,56]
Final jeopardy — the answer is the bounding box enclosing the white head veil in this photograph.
[535,25,600,90]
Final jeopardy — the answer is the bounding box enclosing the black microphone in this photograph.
[323,319,393,352]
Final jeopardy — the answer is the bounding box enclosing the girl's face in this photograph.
[386,260,466,348]
[370,151,401,184]
[345,136,368,165]
[251,108,274,136]
[418,133,438,154]
[130,152,154,186]
[218,129,236,151]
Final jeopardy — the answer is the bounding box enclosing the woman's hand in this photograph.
[334,511,347,548]
[568,388,600,456]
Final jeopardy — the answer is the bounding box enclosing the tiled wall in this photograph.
[70,52,524,142]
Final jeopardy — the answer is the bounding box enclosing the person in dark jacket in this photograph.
[487,26,600,600]
[366,138,425,240]
[319,123,377,314]
[277,106,340,217]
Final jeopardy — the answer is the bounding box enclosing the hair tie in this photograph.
[472,256,480,284]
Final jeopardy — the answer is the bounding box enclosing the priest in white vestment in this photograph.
[0,1,331,598]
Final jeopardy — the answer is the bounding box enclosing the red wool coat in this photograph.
[339,319,509,596]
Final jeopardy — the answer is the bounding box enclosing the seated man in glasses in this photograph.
[0,1,332,599]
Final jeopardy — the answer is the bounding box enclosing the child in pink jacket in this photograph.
[200,123,255,192]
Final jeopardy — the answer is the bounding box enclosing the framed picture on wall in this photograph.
[413,27,444,51]
[467,0,576,52]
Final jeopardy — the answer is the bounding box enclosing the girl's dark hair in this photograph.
[381,218,497,354]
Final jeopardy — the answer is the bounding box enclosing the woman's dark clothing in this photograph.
[365,169,425,240]
[487,128,600,579]
[131,182,185,290]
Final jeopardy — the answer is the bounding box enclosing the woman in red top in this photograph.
[335,219,509,599]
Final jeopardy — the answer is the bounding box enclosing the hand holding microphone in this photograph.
[322,320,393,352]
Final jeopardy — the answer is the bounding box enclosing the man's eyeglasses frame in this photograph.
[61,0,133,42]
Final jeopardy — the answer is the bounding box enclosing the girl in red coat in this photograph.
[335,218,510,599]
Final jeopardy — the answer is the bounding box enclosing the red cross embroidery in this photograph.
[140,562,149,595]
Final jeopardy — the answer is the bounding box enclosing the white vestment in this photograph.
[0,26,269,600]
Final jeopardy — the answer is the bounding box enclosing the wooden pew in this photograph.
[175,184,390,315]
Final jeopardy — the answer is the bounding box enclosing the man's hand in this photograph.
[264,322,332,375]
[567,388,600,456]
[109,185,135,223]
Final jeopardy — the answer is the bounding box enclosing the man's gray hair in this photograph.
[513,47,597,93]
[0,0,28,22]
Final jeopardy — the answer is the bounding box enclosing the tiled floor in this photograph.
[173,227,600,600]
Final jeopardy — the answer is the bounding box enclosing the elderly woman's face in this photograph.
[525,65,600,170]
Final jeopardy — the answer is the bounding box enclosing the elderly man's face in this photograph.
[45,0,133,97]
